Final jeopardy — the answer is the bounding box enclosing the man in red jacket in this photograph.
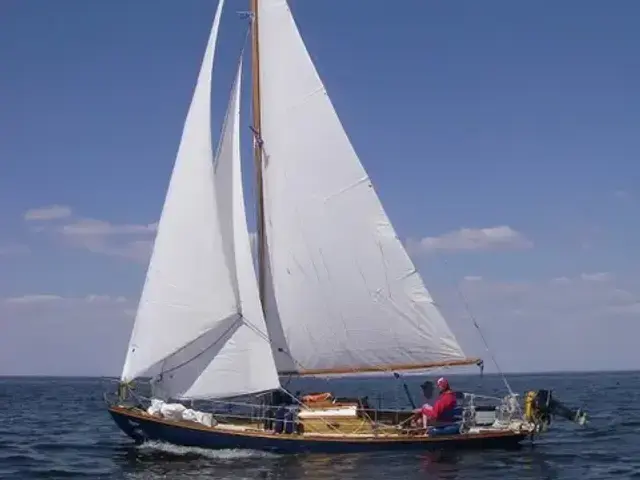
[414,377,458,428]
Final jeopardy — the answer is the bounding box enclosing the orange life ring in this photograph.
[302,392,333,403]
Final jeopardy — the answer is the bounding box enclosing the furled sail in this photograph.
[150,57,281,399]
[256,0,475,375]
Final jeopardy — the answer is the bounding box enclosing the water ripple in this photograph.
[0,372,637,480]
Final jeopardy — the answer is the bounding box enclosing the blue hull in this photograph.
[108,406,528,454]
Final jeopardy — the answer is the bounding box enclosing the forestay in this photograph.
[256,0,471,375]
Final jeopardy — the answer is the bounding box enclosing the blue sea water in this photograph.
[0,371,638,479]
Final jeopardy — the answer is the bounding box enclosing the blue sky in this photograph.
[1,0,638,375]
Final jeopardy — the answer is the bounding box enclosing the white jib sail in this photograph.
[257,0,468,374]
[121,0,239,383]
[154,57,281,399]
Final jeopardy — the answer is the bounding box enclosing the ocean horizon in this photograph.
[1,370,638,479]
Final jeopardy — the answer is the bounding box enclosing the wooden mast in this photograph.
[279,357,484,377]
[250,0,267,314]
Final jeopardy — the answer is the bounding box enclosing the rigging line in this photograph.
[157,312,302,381]
[213,20,252,166]
[158,315,243,377]
[438,256,515,396]
[393,372,416,409]
[228,298,312,376]
[452,283,514,395]
[230,298,309,373]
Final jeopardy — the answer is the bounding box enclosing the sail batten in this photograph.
[256,0,470,374]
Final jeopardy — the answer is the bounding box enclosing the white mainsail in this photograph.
[121,0,279,399]
[256,0,472,375]
[151,57,280,399]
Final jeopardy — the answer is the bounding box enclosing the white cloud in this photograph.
[580,272,613,282]
[607,302,640,315]
[57,219,157,262]
[463,275,483,282]
[86,294,127,303]
[4,294,64,304]
[456,273,631,314]
[102,239,155,262]
[24,205,157,263]
[436,273,640,372]
[3,294,127,306]
[408,226,533,255]
[550,272,614,285]
[60,219,157,236]
[0,244,30,256]
[24,204,72,221]
[60,232,154,262]
[614,190,632,200]
[0,293,134,375]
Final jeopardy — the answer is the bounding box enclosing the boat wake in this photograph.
[136,440,279,461]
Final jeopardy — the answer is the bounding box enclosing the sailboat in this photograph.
[107,0,587,454]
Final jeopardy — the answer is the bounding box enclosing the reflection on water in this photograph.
[114,440,565,480]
